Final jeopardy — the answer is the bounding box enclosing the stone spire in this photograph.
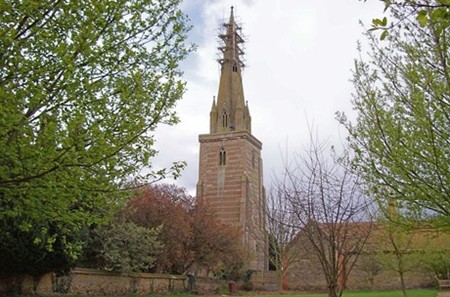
[198,7,267,270]
[210,6,251,134]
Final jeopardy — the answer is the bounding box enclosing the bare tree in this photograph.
[264,185,301,290]
[274,133,372,297]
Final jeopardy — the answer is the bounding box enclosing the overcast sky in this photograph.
[152,0,385,195]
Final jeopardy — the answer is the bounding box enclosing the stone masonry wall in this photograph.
[284,252,436,292]
[0,268,188,295]
[197,131,266,270]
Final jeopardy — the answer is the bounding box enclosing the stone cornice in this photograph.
[199,131,262,149]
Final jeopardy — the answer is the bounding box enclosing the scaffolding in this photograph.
[217,7,246,68]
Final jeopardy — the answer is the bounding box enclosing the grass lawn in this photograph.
[341,288,437,297]
[245,289,437,297]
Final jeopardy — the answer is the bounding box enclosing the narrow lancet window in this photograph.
[219,148,226,165]
[232,63,238,72]
[222,111,228,127]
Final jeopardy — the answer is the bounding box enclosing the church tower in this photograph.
[197,7,266,271]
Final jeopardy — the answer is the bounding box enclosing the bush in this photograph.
[424,251,450,280]
[80,220,162,273]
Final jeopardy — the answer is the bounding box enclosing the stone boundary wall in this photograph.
[0,268,192,295]
[1,266,437,295]
[190,276,226,295]
[250,270,279,291]
[249,264,436,293]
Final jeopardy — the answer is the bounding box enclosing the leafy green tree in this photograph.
[367,0,450,39]
[338,2,450,229]
[374,223,427,297]
[0,0,192,275]
[355,255,382,289]
[80,220,163,273]
[424,249,450,279]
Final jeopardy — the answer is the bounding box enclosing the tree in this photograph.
[128,184,193,274]
[0,0,192,275]
[338,2,450,229]
[127,184,241,274]
[274,134,372,297]
[264,185,300,290]
[424,249,450,280]
[372,222,428,297]
[355,255,382,289]
[367,0,450,40]
[189,198,242,275]
[80,220,163,273]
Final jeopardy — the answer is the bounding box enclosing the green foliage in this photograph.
[128,184,242,274]
[371,222,429,297]
[338,2,450,229]
[81,220,163,273]
[356,255,383,289]
[128,184,194,274]
[0,218,81,275]
[423,250,450,279]
[368,1,450,38]
[0,0,192,275]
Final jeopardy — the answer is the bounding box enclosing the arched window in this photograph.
[219,148,226,166]
[222,111,228,128]
[232,63,238,72]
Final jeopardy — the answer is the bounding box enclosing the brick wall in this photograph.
[284,252,436,292]
[0,268,188,295]
[197,131,266,270]
[248,257,436,293]
[346,254,436,290]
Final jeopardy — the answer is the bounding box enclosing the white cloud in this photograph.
[152,0,384,194]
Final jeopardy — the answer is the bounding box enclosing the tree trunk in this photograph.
[328,283,338,297]
[277,271,283,292]
[282,268,289,290]
[368,276,375,289]
[399,271,408,297]
[32,274,44,294]
[398,254,408,297]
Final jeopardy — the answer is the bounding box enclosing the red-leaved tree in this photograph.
[127,184,241,275]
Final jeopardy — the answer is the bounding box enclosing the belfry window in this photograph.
[222,111,228,128]
[232,63,238,72]
[219,148,226,166]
